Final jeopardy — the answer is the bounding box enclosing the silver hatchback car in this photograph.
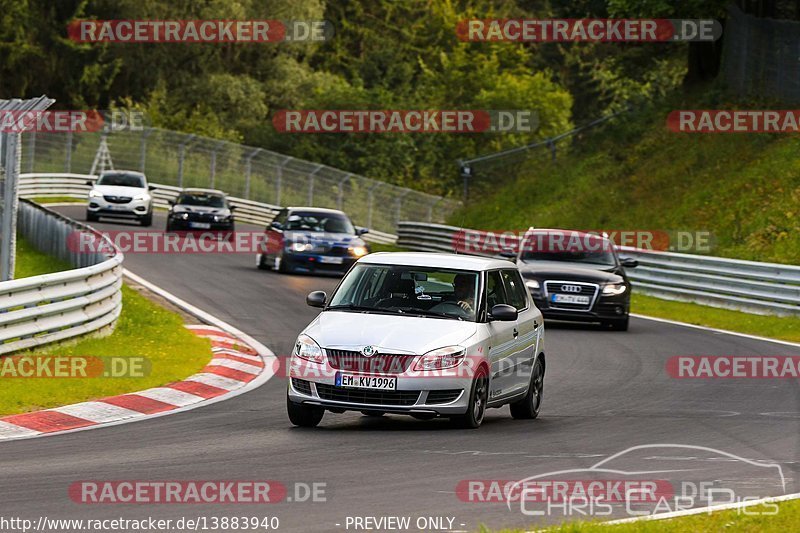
[287,252,546,429]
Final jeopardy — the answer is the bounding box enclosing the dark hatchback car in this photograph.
[257,207,370,275]
[508,229,638,331]
[166,188,235,233]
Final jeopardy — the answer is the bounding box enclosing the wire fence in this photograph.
[21,127,461,235]
[721,4,800,103]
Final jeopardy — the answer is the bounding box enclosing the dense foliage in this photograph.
[0,0,720,194]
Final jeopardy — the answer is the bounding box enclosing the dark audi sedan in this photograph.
[166,188,235,233]
[509,229,638,330]
[257,207,370,275]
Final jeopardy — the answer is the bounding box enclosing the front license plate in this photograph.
[319,256,343,264]
[189,222,211,229]
[107,205,128,211]
[552,293,590,305]
[335,373,397,390]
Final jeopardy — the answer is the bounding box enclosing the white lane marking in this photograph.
[206,358,261,374]
[632,313,800,348]
[136,387,205,407]
[53,402,144,424]
[0,421,40,439]
[185,372,247,390]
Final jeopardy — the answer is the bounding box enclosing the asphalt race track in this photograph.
[0,205,797,531]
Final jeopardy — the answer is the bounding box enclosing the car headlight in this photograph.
[293,334,324,364]
[413,345,466,371]
[349,246,368,257]
[172,211,189,220]
[213,214,231,222]
[133,194,149,201]
[89,190,102,198]
[290,242,313,252]
[525,279,540,290]
[602,283,627,296]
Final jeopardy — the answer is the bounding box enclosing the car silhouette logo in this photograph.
[361,345,377,357]
[561,284,582,293]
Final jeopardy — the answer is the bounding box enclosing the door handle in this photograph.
[513,328,519,338]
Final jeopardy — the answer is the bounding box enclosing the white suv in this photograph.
[86,170,154,226]
[287,252,546,429]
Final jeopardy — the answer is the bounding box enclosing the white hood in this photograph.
[92,184,148,197]
[303,311,477,355]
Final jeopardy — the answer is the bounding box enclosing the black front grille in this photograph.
[185,212,217,222]
[316,384,420,406]
[104,195,132,204]
[426,389,463,404]
[326,349,415,374]
[544,281,598,311]
[292,378,312,395]
[328,245,349,256]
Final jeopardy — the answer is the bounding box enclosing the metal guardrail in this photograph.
[0,200,123,355]
[397,221,800,317]
[18,173,398,245]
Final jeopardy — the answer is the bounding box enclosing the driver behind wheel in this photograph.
[453,274,476,312]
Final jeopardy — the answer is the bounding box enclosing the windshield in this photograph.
[520,233,616,266]
[97,172,145,188]
[177,192,226,208]
[328,264,479,321]
[285,212,355,234]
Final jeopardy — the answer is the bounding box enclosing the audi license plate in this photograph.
[319,256,343,264]
[552,293,590,305]
[189,222,211,229]
[336,372,397,390]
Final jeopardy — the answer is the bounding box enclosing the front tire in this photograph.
[452,368,488,429]
[140,211,153,227]
[287,396,324,427]
[510,357,544,419]
[86,211,98,222]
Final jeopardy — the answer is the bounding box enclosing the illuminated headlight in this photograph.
[413,345,466,371]
[213,214,230,222]
[290,242,313,253]
[602,283,627,296]
[349,246,368,257]
[293,334,324,364]
[172,212,189,220]
[525,279,540,290]
[89,190,102,198]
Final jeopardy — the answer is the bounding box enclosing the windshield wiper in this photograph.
[326,304,400,315]
[402,308,464,321]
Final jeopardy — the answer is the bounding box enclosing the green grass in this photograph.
[632,293,800,343]
[490,498,800,532]
[1,238,212,415]
[28,196,84,204]
[451,90,800,265]
[14,236,71,278]
[368,242,405,253]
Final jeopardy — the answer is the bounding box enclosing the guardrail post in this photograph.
[547,139,556,161]
[1,133,20,281]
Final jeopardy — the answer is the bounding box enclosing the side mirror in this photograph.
[490,304,517,321]
[356,227,369,235]
[270,221,283,231]
[621,258,639,268]
[229,205,237,211]
[499,248,517,259]
[306,291,327,308]
[167,200,175,206]
[85,179,94,186]
[148,185,157,191]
